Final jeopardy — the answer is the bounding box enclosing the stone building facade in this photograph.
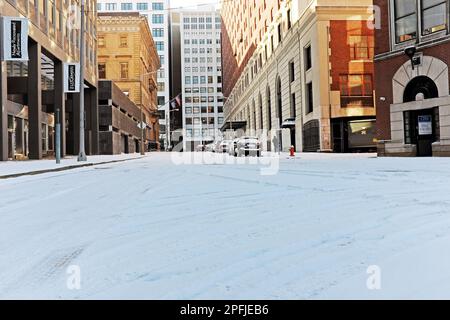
[97,12,160,149]
[375,0,450,157]
[1,0,99,161]
[222,0,376,153]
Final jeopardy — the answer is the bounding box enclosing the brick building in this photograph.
[375,0,450,157]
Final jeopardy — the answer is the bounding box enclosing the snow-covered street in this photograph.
[1,152,450,299]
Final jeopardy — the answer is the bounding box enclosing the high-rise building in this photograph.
[97,12,160,150]
[221,0,376,153]
[1,0,99,161]
[97,0,171,149]
[375,0,450,157]
[175,8,224,151]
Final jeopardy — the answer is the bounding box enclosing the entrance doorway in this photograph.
[404,108,439,157]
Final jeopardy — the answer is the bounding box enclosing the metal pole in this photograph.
[140,105,145,155]
[77,0,87,161]
[55,108,61,164]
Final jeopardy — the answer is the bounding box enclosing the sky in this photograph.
[168,0,220,10]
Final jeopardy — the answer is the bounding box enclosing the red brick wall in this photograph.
[329,20,374,93]
[373,0,450,141]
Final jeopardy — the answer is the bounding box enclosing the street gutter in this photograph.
[0,156,145,180]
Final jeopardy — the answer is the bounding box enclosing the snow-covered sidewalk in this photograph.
[0,153,146,178]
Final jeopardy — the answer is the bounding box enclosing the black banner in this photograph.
[68,64,76,92]
[10,20,22,59]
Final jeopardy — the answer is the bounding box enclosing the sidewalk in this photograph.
[0,154,147,179]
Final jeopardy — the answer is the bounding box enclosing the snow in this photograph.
[1,152,450,299]
[0,153,144,177]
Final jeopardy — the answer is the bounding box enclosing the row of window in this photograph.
[184,57,221,64]
[185,96,222,103]
[184,48,221,54]
[183,17,221,23]
[393,0,448,44]
[185,117,223,125]
[185,106,224,114]
[183,24,221,30]
[99,2,164,11]
[185,87,223,95]
[185,127,223,138]
[184,39,220,45]
[185,66,221,73]
[185,76,222,85]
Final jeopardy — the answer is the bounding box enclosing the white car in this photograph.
[205,143,214,152]
[215,140,232,153]
[236,137,261,157]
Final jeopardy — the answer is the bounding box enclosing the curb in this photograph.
[0,156,145,180]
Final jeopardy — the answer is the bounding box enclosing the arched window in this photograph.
[276,77,282,126]
[403,76,439,103]
[267,87,272,130]
[259,93,263,130]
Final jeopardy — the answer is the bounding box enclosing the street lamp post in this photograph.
[77,0,87,161]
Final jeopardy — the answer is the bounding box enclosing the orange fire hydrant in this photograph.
[289,145,295,157]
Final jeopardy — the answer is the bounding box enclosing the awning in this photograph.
[221,120,247,131]
[281,118,296,129]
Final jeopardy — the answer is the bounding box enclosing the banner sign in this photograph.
[64,63,81,93]
[418,115,433,136]
[1,17,29,61]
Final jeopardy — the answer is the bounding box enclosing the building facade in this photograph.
[375,0,450,157]
[1,0,99,161]
[221,0,376,153]
[178,8,224,151]
[98,80,144,154]
[97,12,160,149]
[97,0,170,149]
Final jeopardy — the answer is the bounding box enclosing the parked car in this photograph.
[211,140,221,153]
[196,144,206,152]
[215,140,232,153]
[205,143,214,152]
[235,136,261,157]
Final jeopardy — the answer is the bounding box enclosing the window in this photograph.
[277,24,282,43]
[98,63,106,79]
[152,28,164,37]
[152,14,164,24]
[119,35,127,47]
[159,55,165,65]
[287,9,292,29]
[98,36,105,48]
[158,96,165,105]
[185,76,191,84]
[157,82,165,91]
[152,2,164,10]
[306,82,313,114]
[156,41,164,51]
[339,74,373,97]
[136,2,148,10]
[121,3,132,10]
[120,62,128,79]
[289,61,295,82]
[305,45,312,70]
[393,0,417,42]
[104,3,116,10]
[422,0,447,35]
[339,74,374,107]
[349,35,374,60]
